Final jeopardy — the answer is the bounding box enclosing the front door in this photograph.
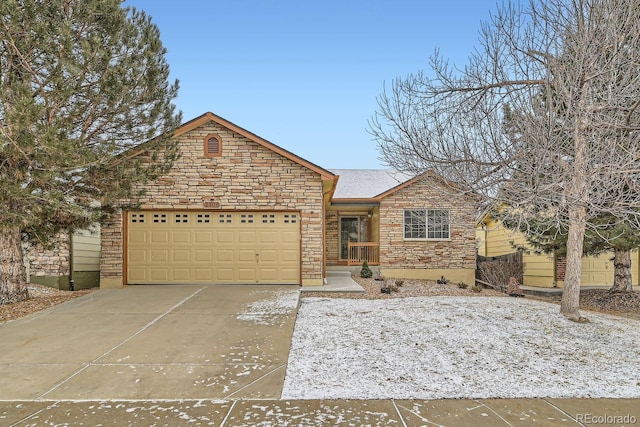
[339,216,368,261]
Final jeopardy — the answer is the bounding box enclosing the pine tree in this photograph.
[500,211,639,293]
[0,0,181,303]
[360,261,373,278]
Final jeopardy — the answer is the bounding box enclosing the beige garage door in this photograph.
[127,211,300,284]
[581,255,613,286]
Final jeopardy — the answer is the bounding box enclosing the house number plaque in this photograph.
[203,199,220,209]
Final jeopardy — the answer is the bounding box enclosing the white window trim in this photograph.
[403,209,451,241]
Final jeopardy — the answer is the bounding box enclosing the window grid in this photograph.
[131,213,145,223]
[153,214,167,223]
[197,214,211,223]
[427,209,450,239]
[262,214,276,224]
[174,213,189,223]
[404,209,450,240]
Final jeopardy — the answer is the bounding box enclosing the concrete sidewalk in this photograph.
[3,398,639,425]
[301,270,365,293]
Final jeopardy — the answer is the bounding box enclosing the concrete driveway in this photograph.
[0,285,299,401]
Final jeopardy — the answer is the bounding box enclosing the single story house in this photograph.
[476,215,640,288]
[31,112,477,289]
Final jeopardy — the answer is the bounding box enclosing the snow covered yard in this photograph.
[282,296,640,399]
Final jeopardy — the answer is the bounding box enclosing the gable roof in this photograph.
[330,169,414,200]
[330,169,472,203]
[179,113,336,180]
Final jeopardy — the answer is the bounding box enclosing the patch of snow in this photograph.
[236,289,299,325]
[282,296,640,399]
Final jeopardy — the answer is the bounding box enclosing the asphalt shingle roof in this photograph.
[330,169,414,199]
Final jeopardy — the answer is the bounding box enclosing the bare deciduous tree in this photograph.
[369,0,640,321]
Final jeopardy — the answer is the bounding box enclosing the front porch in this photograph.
[325,206,381,267]
[346,242,380,266]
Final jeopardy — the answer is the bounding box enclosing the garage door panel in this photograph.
[127,211,300,285]
[150,250,169,262]
[172,250,190,262]
[259,269,278,281]
[194,231,212,243]
[238,269,256,281]
[195,250,212,262]
[216,250,234,262]
[128,269,147,282]
[172,269,191,281]
[281,231,299,243]
[238,231,256,244]
[259,250,278,263]
[215,269,235,281]
[281,249,299,262]
[216,231,234,243]
[194,269,213,281]
[129,230,148,244]
[172,231,191,244]
[582,255,613,285]
[259,231,278,243]
[150,269,169,281]
[280,268,299,281]
[237,250,255,262]
[151,231,169,243]
[129,249,147,262]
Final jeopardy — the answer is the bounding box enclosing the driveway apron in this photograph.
[0,285,299,401]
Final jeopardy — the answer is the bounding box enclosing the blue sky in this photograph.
[124,1,497,169]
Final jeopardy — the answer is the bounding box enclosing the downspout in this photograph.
[68,232,75,291]
[483,223,488,257]
[552,251,557,288]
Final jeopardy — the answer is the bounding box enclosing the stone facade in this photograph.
[325,210,339,265]
[378,177,476,282]
[100,210,124,288]
[29,232,70,278]
[100,118,326,287]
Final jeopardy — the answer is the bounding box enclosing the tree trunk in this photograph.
[609,248,632,293]
[560,206,585,321]
[0,226,29,304]
[560,101,590,322]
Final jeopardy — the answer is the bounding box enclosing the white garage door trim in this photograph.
[126,210,301,285]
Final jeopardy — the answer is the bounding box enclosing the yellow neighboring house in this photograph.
[476,215,640,288]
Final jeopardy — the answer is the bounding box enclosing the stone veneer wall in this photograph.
[100,121,325,287]
[29,232,70,277]
[325,210,339,265]
[378,177,476,279]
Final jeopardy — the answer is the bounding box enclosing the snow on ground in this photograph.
[282,296,640,399]
[236,288,299,326]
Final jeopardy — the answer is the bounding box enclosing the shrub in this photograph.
[471,284,483,293]
[457,281,468,289]
[436,275,448,285]
[395,280,404,287]
[476,258,523,293]
[360,260,373,278]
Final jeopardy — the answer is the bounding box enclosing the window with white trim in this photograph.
[404,209,450,240]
